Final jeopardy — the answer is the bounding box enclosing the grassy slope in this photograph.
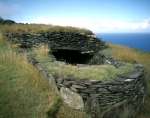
[0,35,62,118]
[0,24,150,118]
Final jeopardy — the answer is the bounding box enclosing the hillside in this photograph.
[0,24,150,118]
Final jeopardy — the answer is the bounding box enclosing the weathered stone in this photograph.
[89,79,101,85]
[108,86,121,92]
[118,71,142,79]
[41,71,48,80]
[90,84,111,88]
[101,104,114,111]
[135,67,145,72]
[80,92,89,97]
[60,87,84,110]
[102,99,140,118]
[57,84,66,88]
[71,84,87,89]
[102,95,115,98]
[70,87,79,92]
[47,74,59,94]
[99,80,123,85]
[85,97,102,118]
[90,93,102,97]
[97,87,107,91]
[77,79,101,85]
[114,77,129,82]
[80,89,97,94]
[97,88,111,94]
[124,79,134,82]
[62,80,72,87]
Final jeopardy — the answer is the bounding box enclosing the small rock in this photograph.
[71,84,87,89]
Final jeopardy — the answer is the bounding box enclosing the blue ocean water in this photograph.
[95,33,150,52]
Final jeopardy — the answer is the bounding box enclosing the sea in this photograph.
[95,33,150,52]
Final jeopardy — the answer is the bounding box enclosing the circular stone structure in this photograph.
[2,31,107,65]
[3,32,147,118]
[27,55,147,118]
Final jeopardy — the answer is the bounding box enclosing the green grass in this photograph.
[0,35,62,118]
[33,55,134,81]
[27,43,134,81]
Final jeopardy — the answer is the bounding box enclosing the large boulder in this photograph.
[60,87,84,110]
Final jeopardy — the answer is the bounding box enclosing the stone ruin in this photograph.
[2,31,147,118]
[2,31,118,66]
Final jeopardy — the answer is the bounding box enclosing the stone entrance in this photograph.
[52,48,94,64]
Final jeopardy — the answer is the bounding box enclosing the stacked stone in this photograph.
[26,54,146,118]
[3,32,147,118]
[88,52,120,67]
[2,31,106,53]
[51,62,146,117]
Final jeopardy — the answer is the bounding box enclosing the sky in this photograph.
[0,0,150,33]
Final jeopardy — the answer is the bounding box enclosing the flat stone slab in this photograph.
[118,71,142,79]
[114,77,134,82]
[60,87,84,110]
[76,79,101,85]
[71,84,87,89]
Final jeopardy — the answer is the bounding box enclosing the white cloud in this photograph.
[21,17,150,33]
[0,2,20,19]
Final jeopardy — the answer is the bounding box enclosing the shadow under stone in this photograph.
[52,49,94,65]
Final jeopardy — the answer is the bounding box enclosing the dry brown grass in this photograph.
[0,34,61,118]
[33,43,50,58]
[0,24,93,35]
[103,42,138,62]
[56,104,88,118]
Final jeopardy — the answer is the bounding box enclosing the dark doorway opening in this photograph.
[52,49,93,65]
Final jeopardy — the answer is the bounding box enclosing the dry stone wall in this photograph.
[2,31,106,53]
[3,32,121,66]
[27,55,146,118]
[3,31,147,118]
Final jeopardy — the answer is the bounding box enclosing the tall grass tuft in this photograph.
[33,43,50,58]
